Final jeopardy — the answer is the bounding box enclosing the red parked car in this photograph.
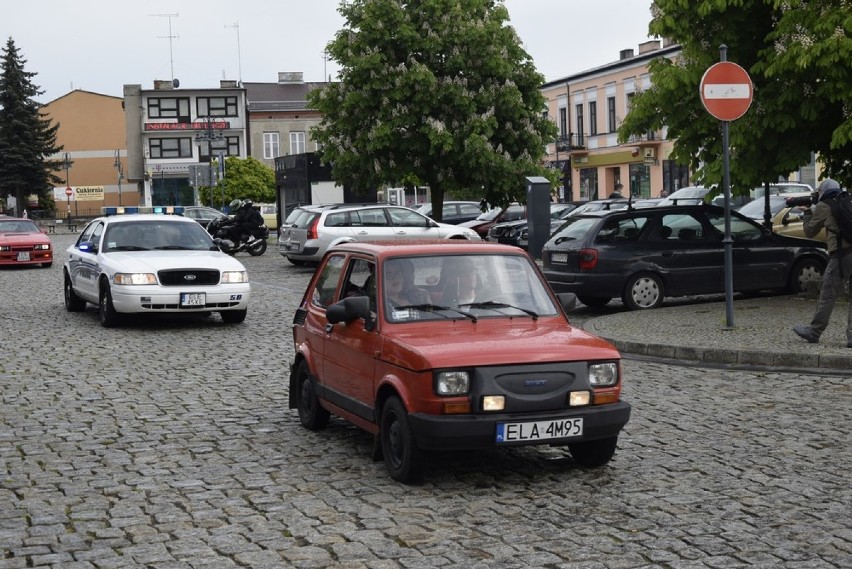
[289,240,630,482]
[0,216,53,268]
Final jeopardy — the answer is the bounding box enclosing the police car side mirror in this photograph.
[78,241,98,253]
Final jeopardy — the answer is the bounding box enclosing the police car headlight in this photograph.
[221,270,248,283]
[589,362,619,387]
[435,371,469,395]
[113,273,157,285]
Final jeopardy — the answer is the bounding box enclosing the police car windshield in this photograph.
[103,221,215,252]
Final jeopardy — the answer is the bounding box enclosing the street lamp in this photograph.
[114,150,124,206]
[63,152,72,224]
[194,116,225,207]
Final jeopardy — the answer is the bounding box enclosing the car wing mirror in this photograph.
[78,241,98,253]
[327,295,372,326]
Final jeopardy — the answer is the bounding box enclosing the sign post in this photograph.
[700,46,753,329]
[65,186,72,225]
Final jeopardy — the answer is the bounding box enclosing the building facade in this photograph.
[542,40,686,202]
[41,90,132,218]
[123,80,248,208]
[243,72,327,169]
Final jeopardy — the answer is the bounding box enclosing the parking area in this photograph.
[0,232,849,568]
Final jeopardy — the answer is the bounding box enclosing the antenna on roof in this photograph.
[226,22,242,84]
[151,13,180,81]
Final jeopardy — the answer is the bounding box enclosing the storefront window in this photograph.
[628,164,651,198]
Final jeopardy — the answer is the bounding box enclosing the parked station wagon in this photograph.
[290,240,631,482]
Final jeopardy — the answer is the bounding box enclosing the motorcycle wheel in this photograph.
[248,240,267,256]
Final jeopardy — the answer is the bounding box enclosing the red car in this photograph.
[290,240,630,482]
[0,216,53,268]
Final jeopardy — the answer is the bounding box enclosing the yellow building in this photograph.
[42,90,134,218]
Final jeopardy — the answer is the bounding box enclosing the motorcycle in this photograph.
[207,216,269,256]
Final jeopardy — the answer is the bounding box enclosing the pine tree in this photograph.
[0,37,62,216]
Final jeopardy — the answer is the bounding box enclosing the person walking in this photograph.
[792,178,852,348]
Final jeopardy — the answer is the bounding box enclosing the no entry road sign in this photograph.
[700,61,753,121]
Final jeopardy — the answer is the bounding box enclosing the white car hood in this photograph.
[103,250,247,272]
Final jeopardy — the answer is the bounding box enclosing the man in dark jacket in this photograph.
[226,199,264,243]
[793,178,852,348]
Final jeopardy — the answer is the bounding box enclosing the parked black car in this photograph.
[487,203,578,249]
[541,204,828,310]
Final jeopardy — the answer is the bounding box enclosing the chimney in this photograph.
[220,80,239,88]
[638,40,661,54]
[153,79,174,90]
[278,72,304,84]
[619,49,635,60]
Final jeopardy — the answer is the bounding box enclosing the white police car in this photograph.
[63,207,251,327]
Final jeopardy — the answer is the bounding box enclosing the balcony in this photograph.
[555,133,586,152]
[626,131,662,147]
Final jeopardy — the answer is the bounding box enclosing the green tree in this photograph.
[198,156,275,207]
[0,37,62,215]
[308,0,557,221]
[619,0,851,192]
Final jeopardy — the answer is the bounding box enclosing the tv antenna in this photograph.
[151,13,180,81]
[226,22,242,84]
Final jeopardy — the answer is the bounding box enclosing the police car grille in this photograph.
[158,269,220,286]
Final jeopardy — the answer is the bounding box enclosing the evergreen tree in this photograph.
[308,0,557,221]
[0,37,62,215]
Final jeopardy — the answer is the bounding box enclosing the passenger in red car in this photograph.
[384,258,429,308]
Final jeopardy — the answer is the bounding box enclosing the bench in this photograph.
[46,220,78,233]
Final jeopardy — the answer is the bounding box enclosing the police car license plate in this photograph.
[496,418,583,443]
[180,293,206,307]
[17,252,30,261]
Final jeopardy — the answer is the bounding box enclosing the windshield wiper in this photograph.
[392,303,477,322]
[554,236,577,245]
[109,245,149,251]
[154,245,193,250]
[459,301,539,320]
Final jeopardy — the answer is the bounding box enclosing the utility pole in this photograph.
[114,150,124,206]
[151,13,180,81]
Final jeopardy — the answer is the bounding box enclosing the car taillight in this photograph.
[307,217,320,240]
[579,248,598,270]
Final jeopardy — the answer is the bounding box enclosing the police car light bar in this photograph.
[102,206,185,216]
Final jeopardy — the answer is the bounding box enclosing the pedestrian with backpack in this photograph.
[793,178,852,348]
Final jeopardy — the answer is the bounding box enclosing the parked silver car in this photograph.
[278,203,481,265]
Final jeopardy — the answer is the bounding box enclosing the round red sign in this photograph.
[700,61,753,121]
[65,186,73,197]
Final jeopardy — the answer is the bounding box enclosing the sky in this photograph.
[3,1,657,105]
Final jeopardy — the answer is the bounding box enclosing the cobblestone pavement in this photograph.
[1,232,850,568]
